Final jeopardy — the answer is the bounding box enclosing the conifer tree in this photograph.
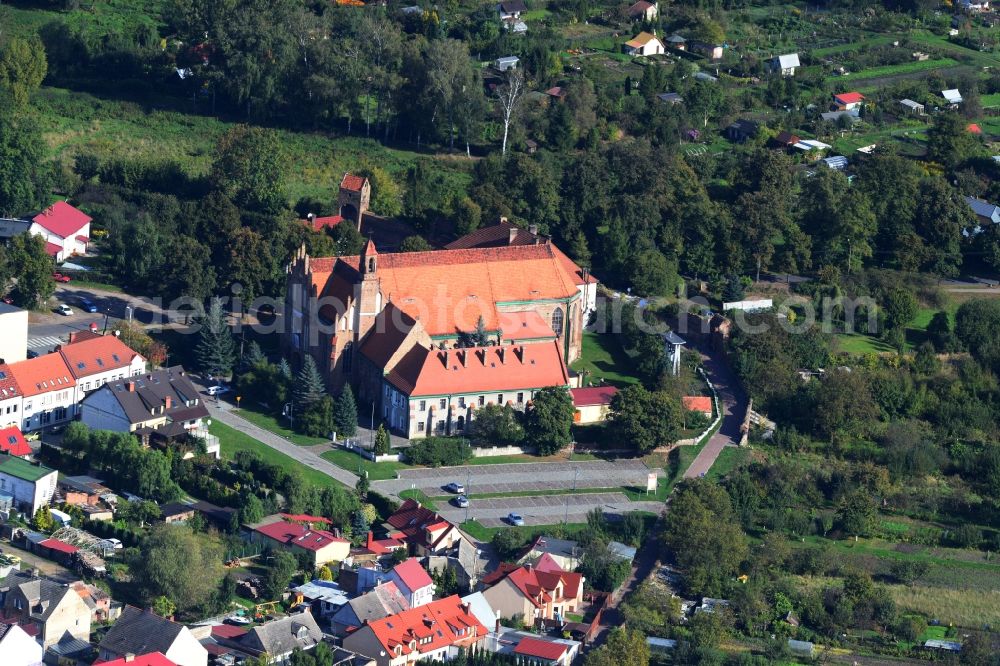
[374,424,390,455]
[294,355,326,408]
[195,298,236,377]
[333,385,358,437]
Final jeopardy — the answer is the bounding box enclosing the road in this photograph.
[372,459,660,497]
[436,492,664,528]
[209,398,358,488]
[683,344,748,479]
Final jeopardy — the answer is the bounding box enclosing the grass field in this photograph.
[321,448,411,481]
[570,332,641,387]
[1,0,164,40]
[34,86,473,205]
[825,58,958,84]
[983,93,1000,109]
[705,445,752,481]
[834,332,895,355]
[212,420,334,488]
[236,406,328,447]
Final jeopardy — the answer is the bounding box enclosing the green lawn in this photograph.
[825,58,958,84]
[320,448,412,481]
[212,421,335,488]
[236,405,328,447]
[1,0,164,40]
[983,93,1000,109]
[59,278,124,293]
[834,332,895,355]
[570,332,641,387]
[705,446,751,481]
[399,489,437,510]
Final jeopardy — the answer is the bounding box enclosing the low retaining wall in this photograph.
[471,445,532,457]
[339,442,401,463]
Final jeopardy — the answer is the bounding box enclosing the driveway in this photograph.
[372,459,661,497]
[683,344,748,479]
[436,492,665,528]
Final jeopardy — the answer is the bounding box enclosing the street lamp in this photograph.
[283,402,294,431]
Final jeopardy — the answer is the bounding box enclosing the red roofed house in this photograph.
[832,92,864,110]
[284,236,594,438]
[96,653,178,666]
[384,499,470,557]
[481,560,584,626]
[6,352,78,433]
[682,396,713,417]
[626,0,658,21]
[623,31,665,56]
[342,595,486,666]
[57,331,146,394]
[514,635,575,665]
[0,364,23,429]
[0,426,31,457]
[387,558,435,608]
[337,172,371,229]
[301,213,346,233]
[249,516,350,568]
[28,201,92,262]
[570,385,619,424]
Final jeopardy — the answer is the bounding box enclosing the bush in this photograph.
[404,437,472,467]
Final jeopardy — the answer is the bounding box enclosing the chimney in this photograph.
[307,213,316,222]
[528,224,539,236]
[462,350,468,368]
[127,382,135,392]
[125,654,136,663]
[509,225,519,245]
[164,396,172,409]
[498,347,506,365]
[367,531,375,549]
[499,216,508,226]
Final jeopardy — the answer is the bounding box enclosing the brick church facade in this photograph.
[283,231,597,438]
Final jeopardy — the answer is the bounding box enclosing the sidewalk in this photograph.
[212,406,359,488]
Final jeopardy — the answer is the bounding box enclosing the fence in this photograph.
[672,367,723,447]
[339,440,400,463]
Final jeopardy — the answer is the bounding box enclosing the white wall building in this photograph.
[0,454,57,515]
[0,623,43,666]
[58,332,146,395]
[0,303,28,365]
[27,202,91,263]
[7,354,78,433]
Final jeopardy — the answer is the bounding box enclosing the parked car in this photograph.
[52,273,71,283]
[453,495,470,508]
[78,297,98,313]
[507,512,525,526]
[24,431,40,442]
[101,538,123,550]
[444,482,465,494]
[56,304,73,316]
[26,350,39,359]
[226,615,252,626]
[206,385,231,396]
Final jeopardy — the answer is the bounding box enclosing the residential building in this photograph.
[384,499,469,556]
[623,32,664,56]
[342,595,487,666]
[626,0,657,20]
[570,386,618,425]
[507,633,580,665]
[0,426,32,457]
[0,454,57,515]
[98,606,208,666]
[95,654,178,666]
[966,196,1000,226]
[284,238,590,438]
[832,92,865,110]
[57,332,146,394]
[58,475,114,506]
[497,0,526,20]
[0,303,28,365]
[725,119,759,143]
[27,202,91,262]
[331,582,410,637]
[665,34,686,50]
[78,367,217,457]
[0,570,92,648]
[387,559,435,608]
[223,611,323,663]
[294,580,351,619]
[69,580,119,624]
[690,41,723,59]
[0,622,43,666]
[519,536,582,571]
[0,363,23,428]
[900,98,925,115]
[481,560,584,625]
[766,53,800,76]
[7,353,77,433]
[247,515,350,568]
[771,130,800,149]
[495,56,519,71]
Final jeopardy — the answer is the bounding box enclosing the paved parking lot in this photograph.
[435,492,665,527]
[373,459,661,497]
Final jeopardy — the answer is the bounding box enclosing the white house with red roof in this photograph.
[0,426,32,457]
[57,331,146,394]
[6,353,78,432]
[0,622,43,666]
[387,559,435,608]
[342,595,486,666]
[383,498,470,557]
[95,653,178,666]
[511,635,578,665]
[247,515,350,567]
[570,385,619,424]
[0,364,23,429]
[27,201,92,262]
[832,92,864,110]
